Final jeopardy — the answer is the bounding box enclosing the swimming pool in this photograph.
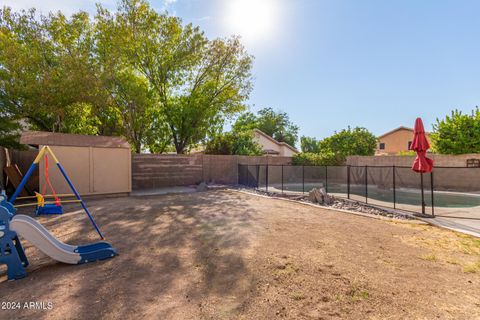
[269,183,480,208]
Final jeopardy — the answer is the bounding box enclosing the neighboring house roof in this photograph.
[377,126,413,139]
[253,129,299,153]
[378,126,431,140]
[20,131,131,149]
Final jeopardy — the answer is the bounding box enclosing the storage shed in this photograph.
[20,131,131,196]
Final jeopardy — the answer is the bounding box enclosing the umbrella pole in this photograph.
[421,172,425,214]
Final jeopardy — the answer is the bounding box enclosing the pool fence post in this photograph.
[365,165,368,204]
[246,165,249,187]
[266,164,269,193]
[325,166,328,193]
[256,165,260,189]
[281,165,284,194]
[393,165,396,209]
[430,171,435,217]
[347,165,351,199]
[302,165,305,194]
[421,172,425,214]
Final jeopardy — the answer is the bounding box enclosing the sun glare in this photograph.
[225,0,281,42]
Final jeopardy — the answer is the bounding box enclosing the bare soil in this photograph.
[0,189,479,319]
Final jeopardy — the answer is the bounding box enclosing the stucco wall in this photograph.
[377,129,431,155]
[132,154,292,190]
[279,145,297,157]
[253,132,297,156]
[253,134,280,153]
[40,145,131,196]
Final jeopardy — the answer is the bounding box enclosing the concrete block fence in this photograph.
[132,154,292,190]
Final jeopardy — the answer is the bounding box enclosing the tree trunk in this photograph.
[175,144,185,154]
[134,141,142,154]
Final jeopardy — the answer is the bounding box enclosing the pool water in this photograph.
[279,183,480,208]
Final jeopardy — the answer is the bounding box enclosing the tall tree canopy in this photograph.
[300,136,321,153]
[0,8,102,135]
[95,0,253,153]
[293,127,377,166]
[319,127,377,158]
[431,108,480,154]
[205,131,262,156]
[233,107,299,147]
[0,0,253,152]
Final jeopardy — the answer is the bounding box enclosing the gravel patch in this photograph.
[239,187,414,220]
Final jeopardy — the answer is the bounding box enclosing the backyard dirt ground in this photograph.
[1,189,479,319]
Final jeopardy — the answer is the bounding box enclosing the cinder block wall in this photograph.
[347,154,480,167]
[132,154,292,190]
[347,155,480,192]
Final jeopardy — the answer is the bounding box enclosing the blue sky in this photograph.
[3,0,480,142]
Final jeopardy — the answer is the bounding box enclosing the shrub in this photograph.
[205,131,263,156]
[292,151,341,166]
[431,108,480,154]
[397,150,417,156]
[319,127,377,157]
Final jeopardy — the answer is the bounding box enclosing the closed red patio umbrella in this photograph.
[410,117,434,215]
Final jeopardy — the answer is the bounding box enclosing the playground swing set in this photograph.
[0,146,117,280]
[14,152,73,215]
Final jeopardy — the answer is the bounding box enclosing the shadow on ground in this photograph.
[0,190,258,319]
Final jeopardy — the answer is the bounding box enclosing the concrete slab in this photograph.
[130,184,229,197]
[420,216,480,238]
[130,186,197,197]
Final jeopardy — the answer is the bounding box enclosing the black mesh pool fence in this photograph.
[238,164,480,218]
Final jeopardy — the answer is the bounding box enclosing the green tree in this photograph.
[300,136,321,153]
[205,131,262,155]
[1,1,253,153]
[111,0,253,154]
[292,151,340,166]
[431,108,480,154]
[295,127,377,165]
[319,127,377,162]
[0,8,103,133]
[233,107,299,147]
[95,3,170,153]
[0,115,22,149]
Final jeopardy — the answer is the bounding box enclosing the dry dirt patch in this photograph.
[0,190,479,319]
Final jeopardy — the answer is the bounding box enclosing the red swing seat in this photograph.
[36,155,63,215]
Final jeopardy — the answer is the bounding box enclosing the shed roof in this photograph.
[20,131,131,149]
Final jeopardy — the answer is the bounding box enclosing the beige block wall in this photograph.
[132,154,293,189]
[40,145,131,196]
[347,154,480,167]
